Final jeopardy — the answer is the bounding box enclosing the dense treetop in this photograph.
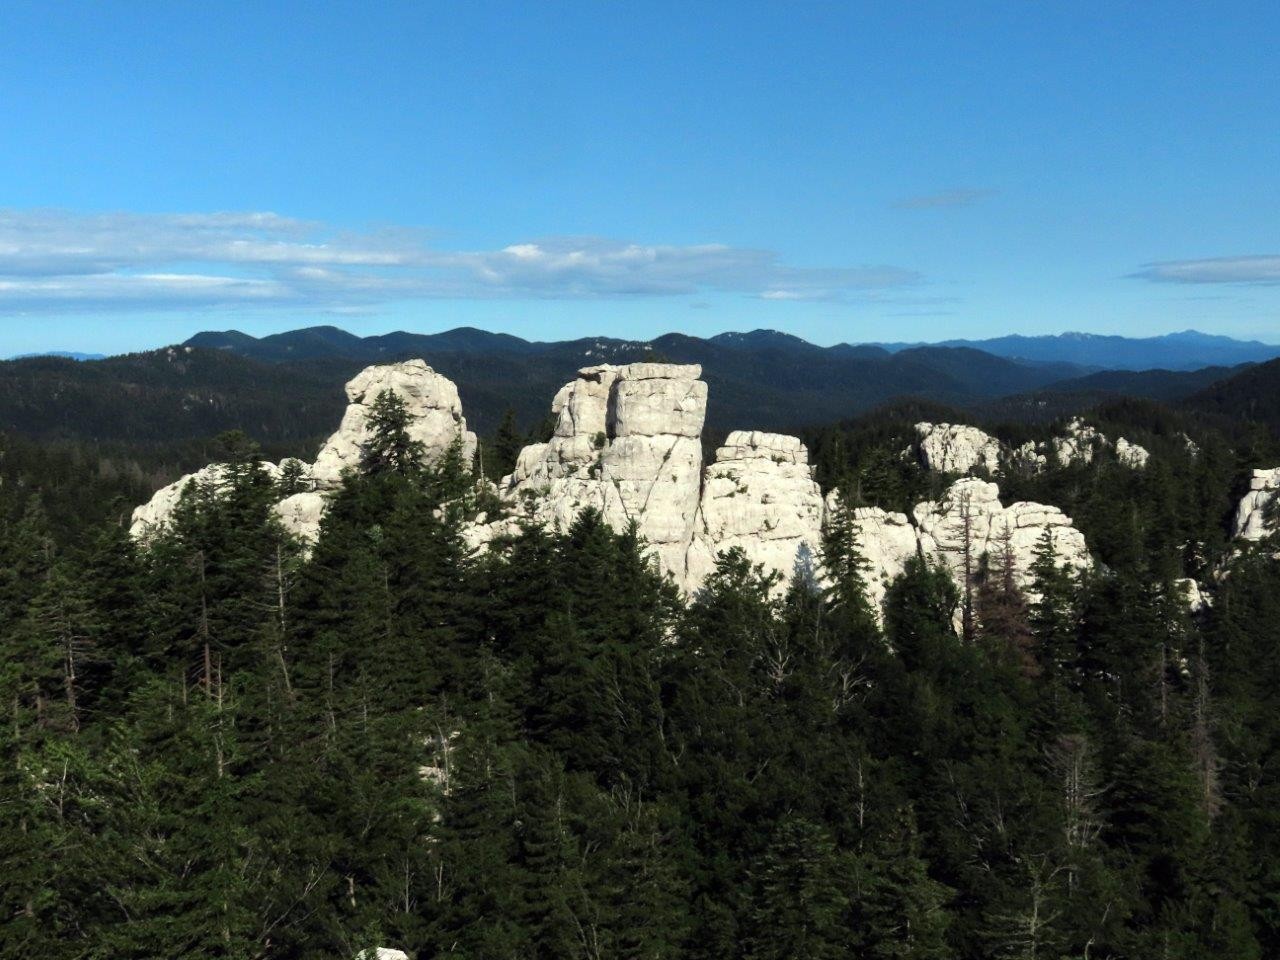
[2,390,1280,959]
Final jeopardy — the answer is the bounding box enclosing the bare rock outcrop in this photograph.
[687,432,824,593]
[823,491,920,613]
[914,422,1003,475]
[913,478,1090,594]
[494,363,707,583]
[132,359,472,543]
[1233,467,1280,540]
[1052,418,1104,467]
[1115,437,1150,469]
[312,359,477,489]
[130,459,311,541]
[130,358,1098,624]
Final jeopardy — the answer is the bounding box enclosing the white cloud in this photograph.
[1130,255,1280,284]
[0,209,922,313]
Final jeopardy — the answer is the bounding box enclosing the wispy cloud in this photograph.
[893,188,995,210]
[1130,255,1280,284]
[0,208,922,312]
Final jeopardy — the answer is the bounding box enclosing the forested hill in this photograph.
[3,386,1280,958]
[0,330,1249,459]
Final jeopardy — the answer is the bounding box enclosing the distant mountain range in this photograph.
[8,350,106,361]
[874,329,1280,371]
[1,326,1275,463]
[182,325,1098,436]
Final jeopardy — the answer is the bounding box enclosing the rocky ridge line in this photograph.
[133,360,1096,614]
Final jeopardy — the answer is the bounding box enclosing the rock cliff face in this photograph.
[131,360,472,543]
[912,418,1148,476]
[493,362,708,583]
[914,422,1003,474]
[1115,437,1150,469]
[824,493,919,613]
[687,431,825,591]
[913,478,1090,593]
[132,358,1095,619]
[312,359,476,489]
[1233,468,1280,540]
[130,459,312,540]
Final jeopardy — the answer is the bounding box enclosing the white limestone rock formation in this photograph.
[1115,437,1150,469]
[914,422,1003,475]
[822,491,920,614]
[355,950,411,960]
[132,359,476,545]
[273,490,328,544]
[312,359,477,490]
[493,362,708,583]
[913,478,1090,594]
[130,459,311,541]
[1233,467,1280,540]
[1052,418,1104,467]
[1047,419,1147,470]
[687,431,825,593]
[1176,577,1209,613]
[1009,441,1048,473]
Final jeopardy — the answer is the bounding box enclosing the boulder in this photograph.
[1115,437,1150,469]
[1052,418,1103,467]
[1008,440,1048,473]
[914,422,1003,474]
[1176,577,1209,613]
[687,431,824,594]
[312,359,477,489]
[273,491,328,544]
[1233,467,1280,540]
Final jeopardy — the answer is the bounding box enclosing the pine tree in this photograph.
[744,817,849,960]
[360,390,427,477]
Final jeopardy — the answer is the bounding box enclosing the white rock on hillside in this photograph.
[1233,467,1280,540]
[493,363,707,584]
[312,359,477,489]
[130,459,309,541]
[823,491,920,614]
[1176,577,1209,613]
[273,490,328,544]
[131,359,475,542]
[1052,418,1103,467]
[914,422,1003,475]
[913,478,1090,593]
[355,949,411,960]
[686,431,824,593]
[1115,437,1150,469]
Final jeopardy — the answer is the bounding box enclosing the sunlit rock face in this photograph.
[1115,437,1150,469]
[492,362,708,583]
[686,432,825,594]
[273,490,328,544]
[130,357,1099,624]
[129,459,311,541]
[355,949,411,960]
[913,478,1090,594]
[1233,467,1280,540]
[1052,418,1104,467]
[312,359,477,490]
[914,422,1003,475]
[823,491,920,614]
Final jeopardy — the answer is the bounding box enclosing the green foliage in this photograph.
[2,397,1280,960]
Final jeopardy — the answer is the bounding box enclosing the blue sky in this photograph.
[2,1,1278,355]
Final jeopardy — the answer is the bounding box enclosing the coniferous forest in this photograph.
[4,392,1280,960]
